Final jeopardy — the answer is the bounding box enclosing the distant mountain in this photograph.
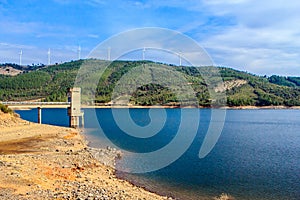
[0,59,300,107]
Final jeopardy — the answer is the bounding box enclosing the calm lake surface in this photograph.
[16,108,300,200]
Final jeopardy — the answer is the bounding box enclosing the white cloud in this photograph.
[177,20,206,33]
[205,45,300,75]
[87,34,99,38]
[0,20,41,34]
[196,0,300,75]
[135,0,300,75]
[82,0,106,7]
[1,0,300,75]
[205,0,249,5]
[0,42,34,49]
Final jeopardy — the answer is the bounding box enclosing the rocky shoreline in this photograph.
[0,111,171,200]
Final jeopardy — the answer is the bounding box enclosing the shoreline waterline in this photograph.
[14,108,300,200]
[0,111,173,200]
[8,104,300,110]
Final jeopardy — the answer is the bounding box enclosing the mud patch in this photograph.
[0,136,53,154]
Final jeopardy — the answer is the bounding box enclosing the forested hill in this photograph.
[0,59,300,107]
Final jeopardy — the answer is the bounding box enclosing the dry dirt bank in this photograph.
[0,112,171,200]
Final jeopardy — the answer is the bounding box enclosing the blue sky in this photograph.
[0,0,300,76]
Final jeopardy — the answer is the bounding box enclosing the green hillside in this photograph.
[0,59,300,107]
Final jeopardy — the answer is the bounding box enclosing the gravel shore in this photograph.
[0,112,172,200]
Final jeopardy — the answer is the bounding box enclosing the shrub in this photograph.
[0,103,13,114]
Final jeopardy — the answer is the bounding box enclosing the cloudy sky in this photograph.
[0,0,299,76]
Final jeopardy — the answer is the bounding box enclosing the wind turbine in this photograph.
[47,48,51,65]
[178,51,182,66]
[142,47,146,60]
[78,45,81,60]
[19,50,23,66]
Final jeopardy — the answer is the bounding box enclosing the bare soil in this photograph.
[0,112,171,200]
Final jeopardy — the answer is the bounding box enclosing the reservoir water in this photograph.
[16,108,300,200]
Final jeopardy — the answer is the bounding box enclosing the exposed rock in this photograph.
[214,79,247,93]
